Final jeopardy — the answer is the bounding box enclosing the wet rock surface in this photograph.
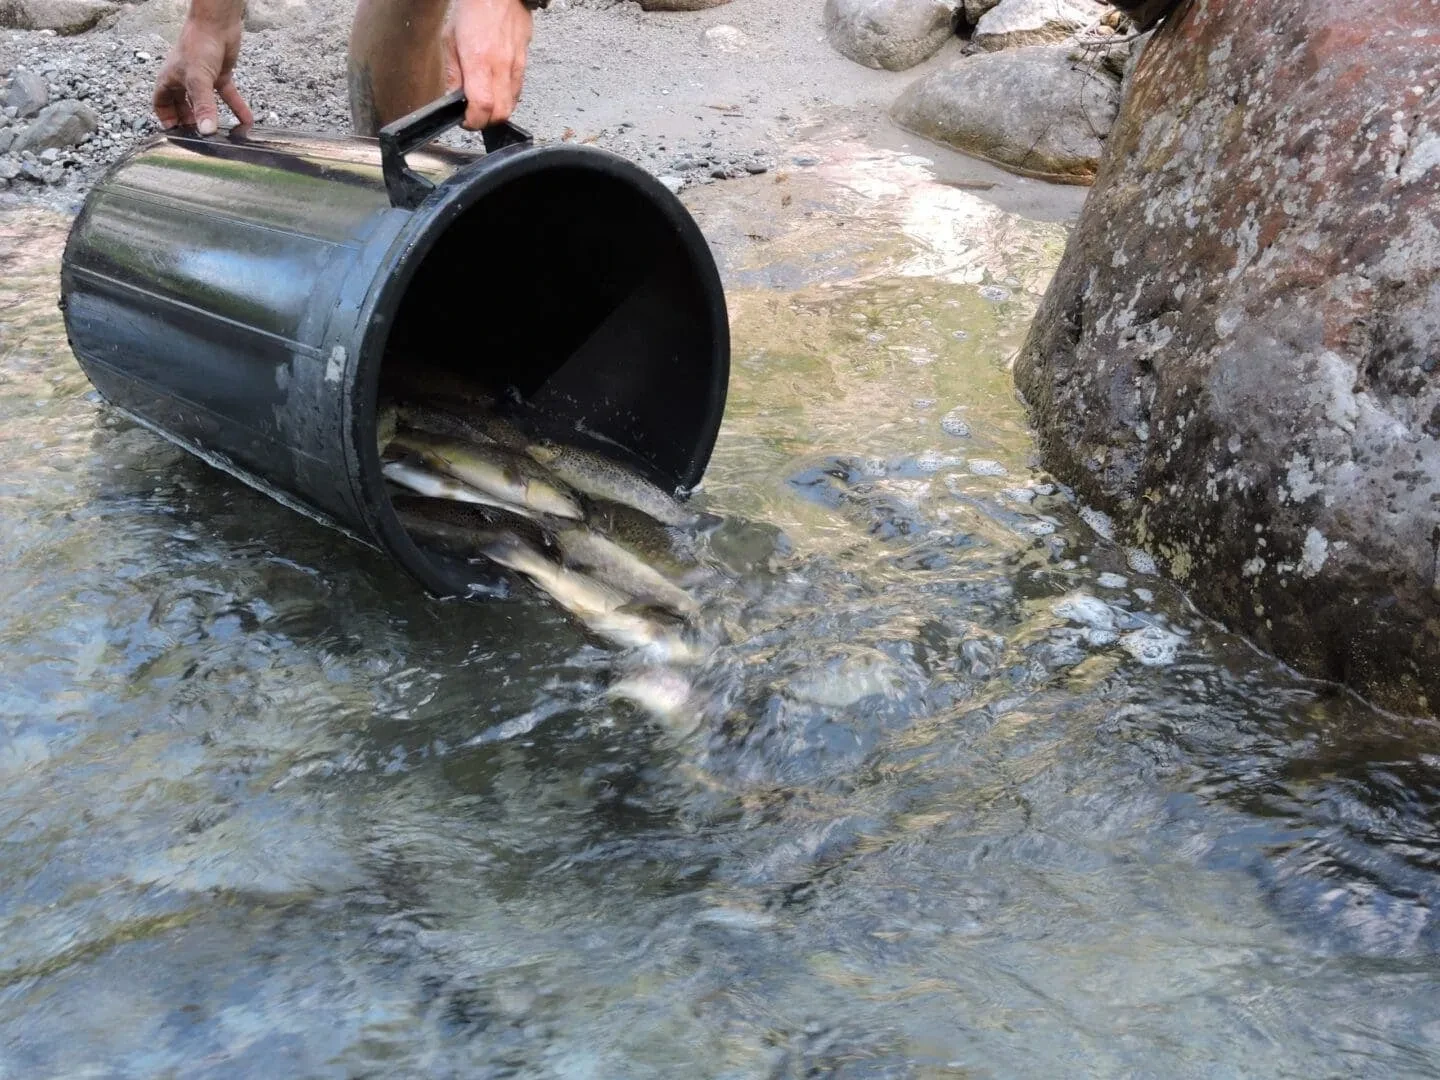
[822,0,958,72]
[1017,0,1440,714]
[891,45,1118,183]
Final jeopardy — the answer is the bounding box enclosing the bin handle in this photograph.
[378,89,533,210]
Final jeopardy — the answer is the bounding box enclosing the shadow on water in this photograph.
[3,145,1440,1080]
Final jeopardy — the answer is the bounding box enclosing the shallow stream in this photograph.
[2,142,1438,1077]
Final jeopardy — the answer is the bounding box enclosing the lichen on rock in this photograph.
[1016,0,1440,715]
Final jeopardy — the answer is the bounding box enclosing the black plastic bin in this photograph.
[59,92,730,597]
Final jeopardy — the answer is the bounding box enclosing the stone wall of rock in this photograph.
[1016,0,1440,714]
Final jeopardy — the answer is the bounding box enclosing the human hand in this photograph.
[443,0,534,131]
[153,0,252,134]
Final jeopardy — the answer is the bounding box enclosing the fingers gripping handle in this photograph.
[378,89,533,210]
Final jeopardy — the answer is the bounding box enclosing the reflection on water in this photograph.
[3,155,1440,1078]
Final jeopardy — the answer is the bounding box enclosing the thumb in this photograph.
[185,72,220,135]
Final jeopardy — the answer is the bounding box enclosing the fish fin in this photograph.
[616,601,690,629]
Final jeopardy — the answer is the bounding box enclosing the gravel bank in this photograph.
[0,0,964,210]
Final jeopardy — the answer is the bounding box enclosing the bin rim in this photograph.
[350,142,731,598]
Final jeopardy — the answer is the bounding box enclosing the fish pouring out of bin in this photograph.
[377,394,714,669]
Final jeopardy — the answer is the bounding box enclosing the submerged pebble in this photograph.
[1053,592,1116,631]
[1120,625,1183,666]
[1079,505,1115,540]
[968,459,1008,477]
[1126,547,1159,575]
[941,409,971,438]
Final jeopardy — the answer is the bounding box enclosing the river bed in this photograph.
[2,137,1438,1078]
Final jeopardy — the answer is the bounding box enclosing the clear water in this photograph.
[3,155,1439,1079]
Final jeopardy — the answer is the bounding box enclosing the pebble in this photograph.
[941,408,971,437]
[1126,547,1158,575]
[978,285,1011,302]
[1053,592,1116,631]
[1096,572,1128,589]
[1001,487,1035,504]
[968,459,1008,477]
[914,450,963,472]
[1120,625,1182,666]
[656,175,685,194]
[792,154,821,166]
[1078,505,1115,540]
[1133,587,1154,603]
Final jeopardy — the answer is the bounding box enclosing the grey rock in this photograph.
[1121,28,1152,83]
[13,99,98,154]
[656,175,685,194]
[1016,0,1440,714]
[0,0,116,34]
[0,155,19,180]
[823,0,959,72]
[111,0,185,37]
[700,24,748,53]
[37,146,57,162]
[891,46,1118,183]
[962,0,1001,23]
[972,0,1107,50]
[40,163,62,183]
[2,69,47,118]
[0,130,12,155]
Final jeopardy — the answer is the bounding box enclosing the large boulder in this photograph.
[823,0,958,72]
[13,99,97,153]
[1016,0,1440,714]
[962,0,1002,25]
[971,0,1107,50]
[891,46,1118,182]
[1,68,47,119]
[0,0,114,32]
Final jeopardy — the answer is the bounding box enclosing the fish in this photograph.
[376,403,398,456]
[382,459,539,518]
[586,609,709,666]
[395,403,500,448]
[554,526,699,618]
[395,402,532,453]
[479,532,631,617]
[479,533,705,662]
[392,496,553,556]
[526,442,701,528]
[391,432,584,521]
[607,668,700,734]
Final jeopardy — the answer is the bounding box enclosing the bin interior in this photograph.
[375,164,721,589]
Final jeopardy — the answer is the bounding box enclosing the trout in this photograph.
[525,442,700,528]
[392,432,584,521]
